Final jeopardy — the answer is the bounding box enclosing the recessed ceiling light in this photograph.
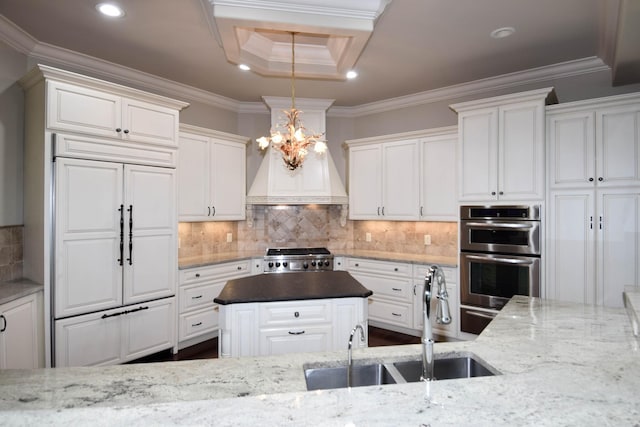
[346,70,358,79]
[490,27,515,39]
[238,64,251,71]
[96,3,125,18]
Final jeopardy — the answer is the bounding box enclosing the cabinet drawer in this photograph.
[259,325,332,356]
[368,299,413,328]
[179,307,219,341]
[179,260,251,285]
[179,281,225,312]
[347,258,411,277]
[350,272,412,301]
[259,301,331,326]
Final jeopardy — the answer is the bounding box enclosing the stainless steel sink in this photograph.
[304,363,397,390]
[393,355,496,382]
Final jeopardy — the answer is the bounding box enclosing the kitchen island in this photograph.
[1,294,638,425]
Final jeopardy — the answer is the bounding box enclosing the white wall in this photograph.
[0,42,28,226]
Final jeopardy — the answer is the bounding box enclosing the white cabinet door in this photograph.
[382,139,420,220]
[546,190,596,304]
[348,144,382,219]
[54,158,123,318]
[47,81,121,139]
[458,108,498,201]
[124,298,175,362]
[598,189,640,307]
[547,110,595,189]
[420,134,457,221]
[0,293,43,369]
[210,138,246,220]
[121,98,179,146]
[123,164,176,304]
[498,100,545,200]
[596,104,640,188]
[177,132,210,219]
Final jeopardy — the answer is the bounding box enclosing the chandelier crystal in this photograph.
[256,32,327,171]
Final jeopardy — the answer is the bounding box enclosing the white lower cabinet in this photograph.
[54,297,175,367]
[178,260,252,349]
[218,298,367,358]
[412,265,459,339]
[0,292,44,369]
[346,258,414,331]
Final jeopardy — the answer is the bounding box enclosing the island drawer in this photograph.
[259,301,332,326]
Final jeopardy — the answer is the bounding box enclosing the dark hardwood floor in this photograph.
[131,326,421,364]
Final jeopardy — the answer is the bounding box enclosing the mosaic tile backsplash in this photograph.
[178,205,457,258]
[0,226,23,282]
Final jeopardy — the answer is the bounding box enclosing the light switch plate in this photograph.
[424,234,431,245]
[227,232,233,243]
[365,232,372,242]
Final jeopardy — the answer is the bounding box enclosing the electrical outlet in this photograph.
[226,232,233,243]
[424,234,432,246]
[365,232,372,242]
[178,238,181,249]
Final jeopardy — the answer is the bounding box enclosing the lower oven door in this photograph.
[460,252,540,310]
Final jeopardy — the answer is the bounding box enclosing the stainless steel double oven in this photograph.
[459,205,541,334]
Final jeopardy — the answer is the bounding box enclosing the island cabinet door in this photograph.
[258,325,332,356]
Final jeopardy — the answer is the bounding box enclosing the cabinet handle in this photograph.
[377,207,380,216]
[589,177,594,182]
[381,206,385,216]
[126,205,133,265]
[101,305,149,319]
[212,206,216,216]
[237,266,242,270]
[123,129,129,134]
[192,322,202,327]
[208,206,211,216]
[391,312,402,317]
[0,314,6,332]
[288,330,305,335]
[192,295,203,299]
[599,216,603,230]
[392,287,402,292]
[115,128,122,133]
[117,204,124,266]
[598,177,603,182]
[589,216,593,230]
[420,206,423,216]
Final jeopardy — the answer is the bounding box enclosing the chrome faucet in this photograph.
[347,324,366,387]
[421,265,452,381]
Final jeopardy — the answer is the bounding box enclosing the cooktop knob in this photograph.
[283,262,288,268]
[324,260,330,266]
[311,261,317,267]
[303,262,309,269]
[276,262,281,268]
[268,262,274,268]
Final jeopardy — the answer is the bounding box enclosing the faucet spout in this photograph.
[421,265,452,381]
[347,324,366,387]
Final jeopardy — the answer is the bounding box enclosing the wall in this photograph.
[0,42,28,226]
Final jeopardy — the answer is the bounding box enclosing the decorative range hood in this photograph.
[246,97,348,205]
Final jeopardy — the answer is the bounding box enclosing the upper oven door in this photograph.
[460,219,540,255]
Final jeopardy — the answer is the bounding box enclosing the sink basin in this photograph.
[393,355,496,382]
[304,363,397,390]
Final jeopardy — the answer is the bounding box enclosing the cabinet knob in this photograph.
[123,129,129,134]
[499,191,504,195]
[491,191,496,196]
[237,266,242,270]
[294,311,300,318]
[589,177,594,182]
[115,128,122,133]
[0,314,6,332]
[598,177,603,182]
[394,267,398,272]
[355,263,359,267]
[195,273,200,278]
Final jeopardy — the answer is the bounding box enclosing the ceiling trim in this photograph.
[0,15,611,118]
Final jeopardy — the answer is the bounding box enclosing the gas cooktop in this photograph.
[264,247,333,273]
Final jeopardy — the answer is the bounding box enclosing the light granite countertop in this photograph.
[0,279,43,305]
[178,249,457,270]
[1,294,639,426]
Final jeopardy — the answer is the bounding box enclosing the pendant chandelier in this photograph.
[256,32,327,171]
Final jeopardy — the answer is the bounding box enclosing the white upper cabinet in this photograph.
[451,88,555,202]
[347,144,383,219]
[47,80,182,147]
[178,125,248,221]
[548,96,640,190]
[419,128,457,221]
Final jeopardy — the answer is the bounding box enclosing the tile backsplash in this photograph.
[0,225,23,281]
[178,205,457,258]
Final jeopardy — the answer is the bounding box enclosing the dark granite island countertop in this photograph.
[214,271,372,305]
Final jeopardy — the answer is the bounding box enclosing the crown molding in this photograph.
[1,15,611,118]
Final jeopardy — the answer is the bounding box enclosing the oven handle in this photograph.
[465,310,497,320]
[464,222,535,229]
[465,254,537,265]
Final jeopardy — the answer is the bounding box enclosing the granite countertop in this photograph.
[0,279,43,305]
[214,271,372,305]
[179,249,457,270]
[1,294,639,426]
